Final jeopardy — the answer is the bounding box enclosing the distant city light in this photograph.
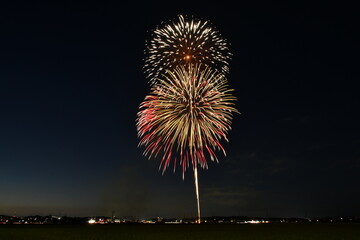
[88,219,96,224]
[244,220,269,224]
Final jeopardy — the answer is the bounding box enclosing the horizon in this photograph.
[1,213,359,220]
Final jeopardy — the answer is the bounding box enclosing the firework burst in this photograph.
[136,64,238,178]
[144,15,232,85]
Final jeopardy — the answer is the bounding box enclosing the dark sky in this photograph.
[1,1,359,218]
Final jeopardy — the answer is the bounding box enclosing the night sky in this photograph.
[1,2,359,218]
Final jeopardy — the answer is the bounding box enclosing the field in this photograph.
[0,223,359,240]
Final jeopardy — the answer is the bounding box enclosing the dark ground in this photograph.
[0,223,359,240]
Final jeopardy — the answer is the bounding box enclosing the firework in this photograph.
[144,15,232,85]
[136,64,238,178]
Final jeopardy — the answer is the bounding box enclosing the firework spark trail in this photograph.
[136,64,238,178]
[144,15,232,85]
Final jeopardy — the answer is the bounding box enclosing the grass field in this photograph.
[0,223,359,240]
